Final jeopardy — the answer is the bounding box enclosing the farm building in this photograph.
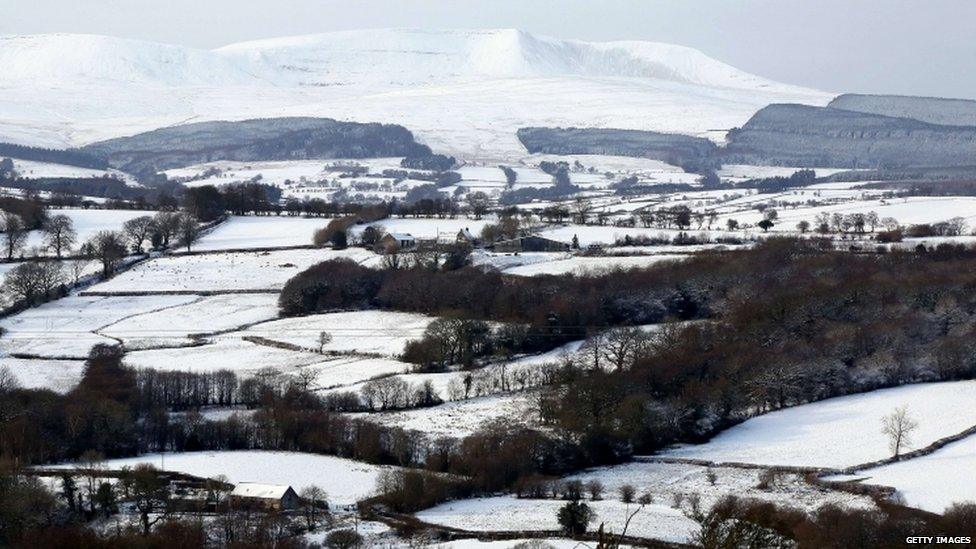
[379,232,417,252]
[492,235,570,253]
[456,227,479,246]
[228,483,300,510]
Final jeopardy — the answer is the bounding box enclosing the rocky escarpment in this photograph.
[517,127,719,170]
[829,93,976,127]
[723,104,976,169]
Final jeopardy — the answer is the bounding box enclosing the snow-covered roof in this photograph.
[458,228,476,239]
[386,232,415,241]
[230,482,294,499]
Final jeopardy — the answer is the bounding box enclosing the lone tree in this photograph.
[42,214,77,257]
[757,219,774,232]
[318,331,332,354]
[882,406,919,457]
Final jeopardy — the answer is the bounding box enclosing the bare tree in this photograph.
[153,211,181,248]
[84,230,127,277]
[176,213,199,252]
[580,329,606,370]
[467,191,490,220]
[865,211,880,232]
[294,368,317,393]
[128,463,170,536]
[0,260,63,303]
[361,377,411,411]
[122,215,156,253]
[76,449,106,515]
[882,406,919,457]
[42,214,77,257]
[318,331,333,354]
[572,197,593,225]
[381,250,404,270]
[601,327,648,371]
[69,258,92,285]
[298,485,330,532]
[585,480,604,501]
[1,211,28,260]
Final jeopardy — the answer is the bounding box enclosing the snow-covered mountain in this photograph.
[0,29,832,160]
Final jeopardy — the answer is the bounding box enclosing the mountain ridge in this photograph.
[0,28,833,159]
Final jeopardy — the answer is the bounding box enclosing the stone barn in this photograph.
[228,483,300,511]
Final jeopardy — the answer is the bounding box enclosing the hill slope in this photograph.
[0,29,831,160]
[82,117,430,174]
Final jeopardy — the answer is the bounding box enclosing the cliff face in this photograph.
[829,94,976,127]
[723,104,976,169]
[517,127,718,167]
[81,118,431,175]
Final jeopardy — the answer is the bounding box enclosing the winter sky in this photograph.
[1,0,973,99]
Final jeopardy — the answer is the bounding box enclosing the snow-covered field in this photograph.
[307,356,411,390]
[89,248,378,293]
[357,390,540,438]
[663,381,976,469]
[716,164,852,182]
[417,496,699,544]
[834,435,976,513]
[12,159,134,183]
[52,451,398,505]
[503,254,686,276]
[194,215,329,251]
[0,357,85,393]
[0,294,197,358]
[717,196,976,229]
[23,208,154,256]
[101,293,280,348]
[123,338,326,373]
[568,460,874,515]
[243,310,433,356]
[123,337,410,389]
[470,251,569,272]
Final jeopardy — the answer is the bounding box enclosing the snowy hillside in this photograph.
[0,29,832,160]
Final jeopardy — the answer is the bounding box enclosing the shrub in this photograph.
[557,500,593,535]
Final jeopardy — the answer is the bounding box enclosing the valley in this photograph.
[1,23,975,549]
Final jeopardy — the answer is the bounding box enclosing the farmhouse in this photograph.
[492,235,570,253]
[379,232,417,252]
[228,483,300,511]
[456,227,479,246]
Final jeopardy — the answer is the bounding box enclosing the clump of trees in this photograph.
[182,182,282,221]
[400,153,456,171]
[741,169,816,193]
